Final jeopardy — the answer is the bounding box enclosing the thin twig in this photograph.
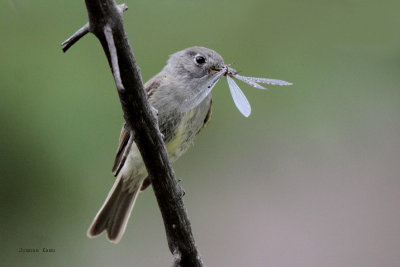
[61,23,89,53]
[61,4,128,53]
[104,25,125,92]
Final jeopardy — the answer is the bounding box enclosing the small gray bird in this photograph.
[87,47,224,243]
[87,46,292,243]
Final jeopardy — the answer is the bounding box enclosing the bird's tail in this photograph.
[87,175,143,243]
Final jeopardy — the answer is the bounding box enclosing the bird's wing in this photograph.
[196,98,213,136]
[112,78,160,177]
[112,123,131,176]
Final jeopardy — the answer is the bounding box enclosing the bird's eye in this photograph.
[195,55,206,65]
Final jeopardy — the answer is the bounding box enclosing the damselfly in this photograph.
[181,65,293,117]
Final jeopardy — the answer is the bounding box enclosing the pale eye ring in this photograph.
[194,55,206,65]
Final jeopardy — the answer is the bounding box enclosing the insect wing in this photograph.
[233,74,266,90]
[181,70,225,112]
[241,76,293,86]
[227,75,251,117]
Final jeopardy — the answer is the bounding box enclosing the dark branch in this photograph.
[61,23,89,52]
[61,4,127,53]
[104,24,125,92]
[62,0,203,266]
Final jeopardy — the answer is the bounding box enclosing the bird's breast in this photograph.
[161,95,212,162]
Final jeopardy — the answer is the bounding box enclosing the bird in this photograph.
[87,46,225,243]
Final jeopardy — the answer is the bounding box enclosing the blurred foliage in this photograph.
[1,0,400,266]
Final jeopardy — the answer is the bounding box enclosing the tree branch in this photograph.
[62,0,203,266]
[61,23,89,53]
[104,24,125,92]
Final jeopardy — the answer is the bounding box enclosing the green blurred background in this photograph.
[1,0,399,266]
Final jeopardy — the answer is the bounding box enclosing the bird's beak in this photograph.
[210,65,237,76]
[210,67,222,73]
